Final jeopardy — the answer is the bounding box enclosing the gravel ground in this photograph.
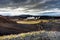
[0,31,60,40]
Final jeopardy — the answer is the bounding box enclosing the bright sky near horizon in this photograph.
[0,0,60,16]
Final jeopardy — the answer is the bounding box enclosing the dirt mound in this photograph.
[0,16,16,23]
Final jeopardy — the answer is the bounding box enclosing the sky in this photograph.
[0,0,60,16]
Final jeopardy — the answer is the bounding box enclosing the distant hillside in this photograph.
[5,15,60,19]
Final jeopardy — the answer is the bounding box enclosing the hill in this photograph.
[0,16,41,35]
[0,16,16,23]
[0,15,60,36]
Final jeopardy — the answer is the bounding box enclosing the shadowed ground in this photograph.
[0,16,60,36]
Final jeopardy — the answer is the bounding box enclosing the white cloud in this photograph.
[39,8,60,13]
[0,7,60,16]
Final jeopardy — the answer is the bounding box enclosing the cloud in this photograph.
[0,0,59,9]
[0,0,60,16]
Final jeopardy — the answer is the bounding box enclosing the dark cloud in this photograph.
[0,0,60,11]
[26,0,60,10]
[12,0,27,3]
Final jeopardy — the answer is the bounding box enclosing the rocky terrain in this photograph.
[0,31,60,40]
[0,15,60,36]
